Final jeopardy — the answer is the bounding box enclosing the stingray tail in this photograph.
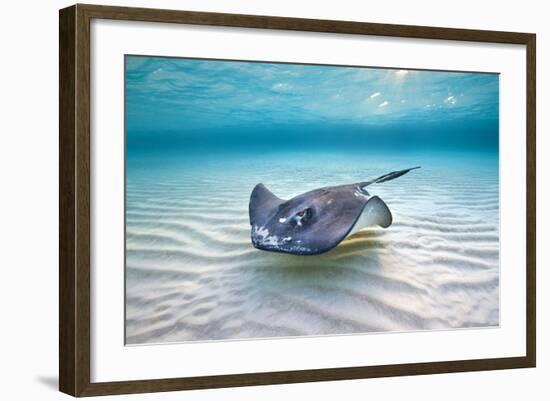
[359,166,420,188]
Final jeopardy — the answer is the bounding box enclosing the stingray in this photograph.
[248,166,420,255]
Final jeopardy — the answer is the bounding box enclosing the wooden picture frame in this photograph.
[59,3,536,397]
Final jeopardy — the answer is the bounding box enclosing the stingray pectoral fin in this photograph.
[249,183,285,227]
[366,196,393,228]
[348,196,392,237]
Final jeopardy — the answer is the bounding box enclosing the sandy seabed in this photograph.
[125,152,499,344]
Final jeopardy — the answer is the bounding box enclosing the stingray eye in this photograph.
[293,208,312,226]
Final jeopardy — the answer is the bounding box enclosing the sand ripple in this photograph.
[125,154,499,344]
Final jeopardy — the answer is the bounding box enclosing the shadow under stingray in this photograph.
[232,229,392,336]
[250,228,388,283]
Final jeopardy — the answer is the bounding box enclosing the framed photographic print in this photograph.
[59,4,536,397]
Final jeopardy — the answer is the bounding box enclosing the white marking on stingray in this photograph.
[279,217,287,223]
[293,214,307,227]
[288,245,311,253]
[263,236,280,246]
[253,225,269,241]
[252,225,293,250]
[353,187,370,200]
[253,225,278,246]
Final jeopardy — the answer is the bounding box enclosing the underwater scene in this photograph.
[125,56,499,344]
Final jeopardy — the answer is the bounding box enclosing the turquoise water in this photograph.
[125,56,499,344]
[126,56,498,155]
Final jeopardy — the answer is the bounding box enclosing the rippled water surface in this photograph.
[125,151,499,344]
